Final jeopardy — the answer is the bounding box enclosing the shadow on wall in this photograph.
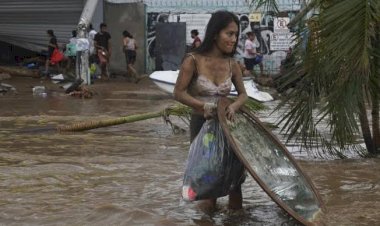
[0,41,39,65]
[154,22,186,71]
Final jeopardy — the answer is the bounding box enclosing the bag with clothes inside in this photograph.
[182,119,245,201]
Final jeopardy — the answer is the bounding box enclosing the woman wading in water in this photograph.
[174,11,247,212]
[122,30,138,82]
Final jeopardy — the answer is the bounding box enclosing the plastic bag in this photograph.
[182,119,245,201]
[50,48,64,64]
[76,38,90,51]
[64,43,77,57]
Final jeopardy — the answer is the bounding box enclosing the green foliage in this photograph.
[253,0,380,157]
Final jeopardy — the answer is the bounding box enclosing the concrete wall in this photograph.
[107,0,302,13]
[155,23,186,71]
[104,2,146,74]
[91,0,104,32]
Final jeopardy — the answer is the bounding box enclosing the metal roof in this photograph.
[0,0,84,52]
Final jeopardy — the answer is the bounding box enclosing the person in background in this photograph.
[64,30,78,70]
[174,11,247,213]
[44,29,58,74]
[243,31,264,77]
[190,29,202,50]
[69,30,78,45]
[122,30,138,82]
[94,23,111,79]
[88,24,97,62]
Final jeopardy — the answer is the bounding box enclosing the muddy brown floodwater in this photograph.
[0,77,379,226]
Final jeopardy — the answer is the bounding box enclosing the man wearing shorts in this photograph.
[243,31,264,76]
[94,23,112,79]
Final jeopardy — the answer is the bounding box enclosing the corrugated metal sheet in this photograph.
[0,0,84,52]
[108,0,301,12]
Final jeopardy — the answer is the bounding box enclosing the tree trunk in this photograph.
[371,96,380,154]
[359,102,375,153]
[371,25,380,154]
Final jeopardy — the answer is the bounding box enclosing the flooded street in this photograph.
[0,77,379,225]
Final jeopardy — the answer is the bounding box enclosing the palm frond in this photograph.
[275,0,380,157]
[57,98,265,132]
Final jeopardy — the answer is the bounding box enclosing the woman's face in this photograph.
[215,21,238,54]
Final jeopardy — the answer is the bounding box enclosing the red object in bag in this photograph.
[51,48,64,65]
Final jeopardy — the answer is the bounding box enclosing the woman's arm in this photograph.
[194,40,201,48]
[49,38,58,48]
[174,55,205,113]
[226,60,248,120]
[107,38,112,56]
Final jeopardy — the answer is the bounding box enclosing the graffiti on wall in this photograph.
[146,11,295,74]
[236,12,296,75]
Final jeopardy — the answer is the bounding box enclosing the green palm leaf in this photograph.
[266,0,380,157]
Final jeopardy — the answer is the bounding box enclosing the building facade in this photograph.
[109,0,302,74]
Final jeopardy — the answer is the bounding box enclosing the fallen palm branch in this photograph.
[57,99,265,132]
[57,104,192,132]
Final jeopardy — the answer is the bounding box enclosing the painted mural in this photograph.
[147,10,297,75]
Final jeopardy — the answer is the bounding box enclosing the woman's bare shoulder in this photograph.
[181,54,198,70]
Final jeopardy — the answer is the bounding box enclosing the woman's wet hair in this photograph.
[122,30,133,39]
[246,31,254,37]
[191,29,199,36]
[195,10,240,56]
[46,29,54,36]
[72,30,77,37]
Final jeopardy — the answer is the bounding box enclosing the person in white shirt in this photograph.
[243,31,264,76]
[88,24,97,55]
[87,24,97,65]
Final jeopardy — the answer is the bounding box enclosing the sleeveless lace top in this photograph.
[126,38,136,51]
[188,54,232,102]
